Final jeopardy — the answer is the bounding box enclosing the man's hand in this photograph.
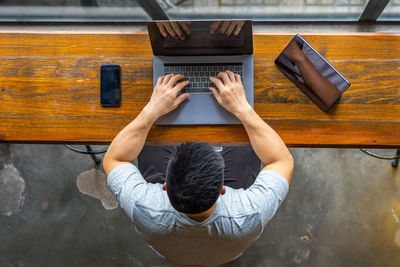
[210,21,245,37]
[209,70,250,116]
[156,21,191,40]
[145,74,190,120]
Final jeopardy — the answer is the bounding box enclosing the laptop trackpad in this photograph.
[155,94,239,125]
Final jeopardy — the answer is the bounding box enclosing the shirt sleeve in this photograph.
[246,170,289,228]
[107,163,147,220]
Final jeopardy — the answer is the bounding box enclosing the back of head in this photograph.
[166,142,224,214]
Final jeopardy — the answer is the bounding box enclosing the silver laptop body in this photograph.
[147,20,254,125]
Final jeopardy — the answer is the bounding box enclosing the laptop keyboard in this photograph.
[164,63,243,93]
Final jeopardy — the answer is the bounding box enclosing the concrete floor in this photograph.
[1,144,399,267]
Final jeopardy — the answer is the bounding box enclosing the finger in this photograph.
[156,23,168,38]
[156,76,164,86]
[170,21,184,40]
[210,21,222,34]
[173,93,189,109]
[234,21,245,36]
[209,87,222,104]
[219,21,230,35]
[168,74,185,87]
[172,80,189,95]
[235,74,242,83]
[225,70,236,82]
[164,23,177,39]
[225,22,237,37]
[210,76,224,90]
[179,21,191,35]
[217,72,230,85]
[163,73,174,84]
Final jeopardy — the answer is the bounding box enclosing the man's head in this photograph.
[165,142,224,214]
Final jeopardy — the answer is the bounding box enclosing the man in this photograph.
[103,70,294,266]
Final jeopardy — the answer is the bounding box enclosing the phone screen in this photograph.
[100,64,121,107]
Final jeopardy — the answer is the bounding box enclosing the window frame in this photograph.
[0,0,394,22]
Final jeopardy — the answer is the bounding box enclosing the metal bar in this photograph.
[359,149,400,160]
[392,149,400,168]
[85,145,102,165]
[136,0,169,20]
[80,0,97,6]
[360,148,400,168]
[359,0,390,21]
[64,144,107,155]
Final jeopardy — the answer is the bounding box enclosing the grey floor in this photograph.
[1,144,399,267]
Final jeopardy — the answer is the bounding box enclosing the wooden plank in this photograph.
[0,117,399,148]
[0,31,399,147]
[0,59,398,119]
[0,31,398,60]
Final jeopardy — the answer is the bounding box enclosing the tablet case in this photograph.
[275,34,350,112]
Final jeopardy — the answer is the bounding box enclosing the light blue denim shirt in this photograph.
[107,163,289,266]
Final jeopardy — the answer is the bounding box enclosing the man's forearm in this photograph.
[294,54,340,105]
[103,106,157,175]
[235,105,293,179]
[103,74,189,176]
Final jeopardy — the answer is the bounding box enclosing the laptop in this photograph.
[147,20,254,125]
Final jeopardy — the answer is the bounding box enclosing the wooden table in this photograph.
[0,30,399,147]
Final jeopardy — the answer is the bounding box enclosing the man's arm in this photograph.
[209,71,294,183]
[283,40,341,106]
[103,74,189,177]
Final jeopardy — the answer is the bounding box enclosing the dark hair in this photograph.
[166,142,224,214]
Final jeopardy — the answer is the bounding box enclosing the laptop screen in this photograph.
[147,20,253,56]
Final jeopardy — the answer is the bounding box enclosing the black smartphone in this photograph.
[100,64,121,107]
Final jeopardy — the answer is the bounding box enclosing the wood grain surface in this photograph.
[0,31,399,147]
